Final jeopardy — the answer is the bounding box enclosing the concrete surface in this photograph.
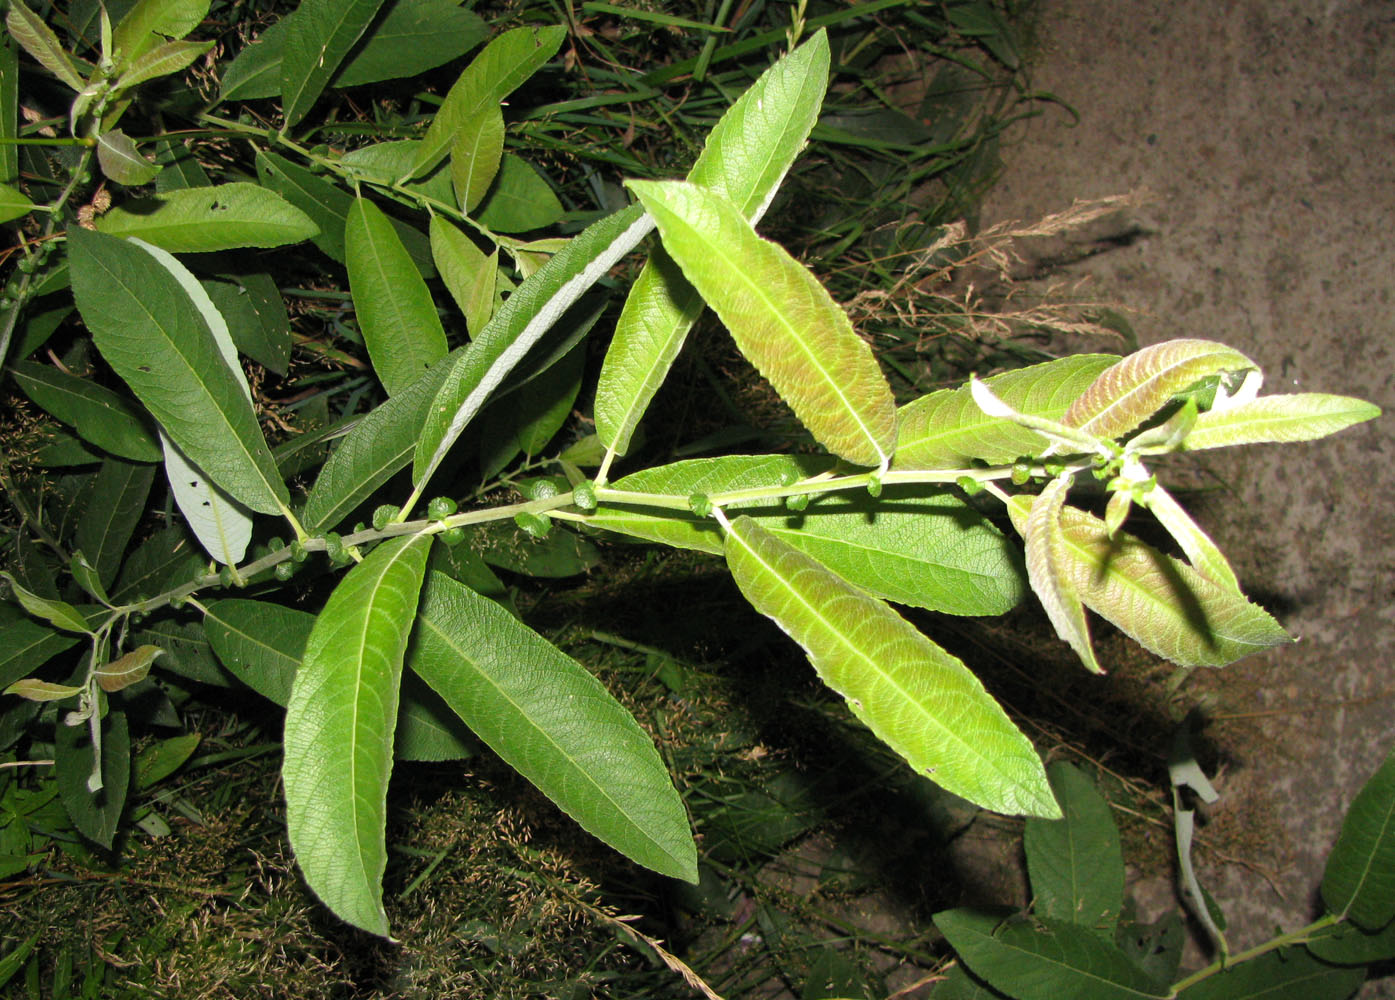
[975,0,1394,992]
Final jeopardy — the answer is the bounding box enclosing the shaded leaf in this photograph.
[1140,484,1239,592]
[5,678,85,701]
[340,138,454,206]
[474,521,602,578]
[724,516,1056,817]
[894,355,1118,469]
[133,732,202,791]
[334,0,487,88]
[96,128,159,186]
[95,183,318,251]
[1176,947,1365,1000]
[475,154,564,233]
[479,338,583,474]
[629,180,896,468]
[0,619,81,689]
[1062,340,1255,440]
[410,572,698,880]
[1181,394,1381,451]
[95,644,161,692]
[111,525,202,602]
[279,0,389,127]
[346,196,448,395]
[1,34,20,184]
[56,709,130,849]
[112,38,213,91]
[449,106,503,214]
[153,136,211,191]
[5,0,88,91]
[1322,744,1395,930]
[0,182,32,223]
[10,360,162,463]
[111,0,207,60]
[1025,762,1124,933]
[1305,917,1395,965]
[1,572,92,634]
[74,457,156,588]
[201,275,292,375]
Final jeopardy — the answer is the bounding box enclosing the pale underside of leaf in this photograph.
[1140,484,1240,592]
[724,515,1057,817]
[1025,476,1100,673]
[629,180,896,468]
[161,429,253,565]
[1181,393,1382,451]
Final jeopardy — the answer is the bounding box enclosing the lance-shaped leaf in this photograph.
[1024,762,1124,934]
[723,516,1057,817]
[10,360,162,463]
[6,678,85,701]
[1,36,17,185]
[203,598,473,761]
[1062,339,1255,440]
[1139,483,1239,592]
[474,154,564,234]
[413,204,654,493]
[112,39,214,92]
[111,525,202,603]
[56,709,130,849]
[0,619,81,689]
[96,128,159,186]
[934,910,1170,1000]
[1306,916,1395,966]
[0,182,33,224]
[162,430,253,564]
[346,196,448,395]
[1175,947,1365,1000]
[282,533,431,937]
[409,572,698,881]
[1024,476,1101,673]
[279,0,388,127]
[630,180,896,468]
[894,354,1118,469]
[1178,393,1381,451]
[201,274,292,375]
[69,228,288,515]
[410,25,566,179]
[95,183,318,252]
[95,644,161,692]
[74,457,156,588]
[1006,498,1289,668]
[450,106,503,214]
[111,0,208,62]
[1322,744,1395,930]
[1,572,92,634]
[429,216,495,337]
[5,0,88,91]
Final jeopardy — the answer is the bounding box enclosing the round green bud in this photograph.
[427,496,458,521]
[572,481,598,512]
[268,536,285,551]
[169,594,186,610]
[784,492,810,512]
[371,504,400,531]
[218,566,235,587]
[866,477,883,498]
[324,532,346,563]
[290,539,309,563]
[515,511,552,539]
[956,475,984,496]
[274,562,295,581]
[1010,462,1031,486]
[439,527,466,547]
[688,493,712,517]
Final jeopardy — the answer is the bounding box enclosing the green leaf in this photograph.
[9,360,162,463]
[449,106,503,214]
[1023,476,1101,673]
[414,203,654,492]
[474,521,602,578]
[302,352,456,534]
[340,139,454,206]
[1062,339,1256,440]
[1005,498,1290,668]
[333,0,487,88]
[474,154,564,234]
[132,618,231,687]
[5,0,88,91]
[5,678,85,701]
[279,0,389,127]
[410,572,698,880]
[479,338,583,472]
[1,573,92,634]
[0,619,81,689]
[217,18,287,102]
[69,550,110,607]
[56,709,130,849]
[411,25,566,178]
[74,457,156,588]
[1140,484,1239,592]
[346,196,448,395]
[723,515,1057,817]
[112,38,213,91]
[894,355,1118,469]
[429,216,496,336]
[111,525,202,603]
[153,136,211,191]
[0,181,32,223]
[68,228,289,516]
[1,35,20,184]
[111,0,207,61]
[95,644,162,692]
[96,128,159,186]
[1180,394,1382,451]
[934,909,1169,1000]
[629,180,897,468]
[201,276,292,376]
[133,732,202,791]
[1305,917,1395,965]
[1322,744,1395,930]
[0,931,40,989]
[282,533,431,936]
[95,183,319,251]
[929,963,1008,999]
[1175,947,1365,1000]
[1024,762,1124,933]
[202,597,474,761]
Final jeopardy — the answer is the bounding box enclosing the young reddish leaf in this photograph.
[96,645,162,692]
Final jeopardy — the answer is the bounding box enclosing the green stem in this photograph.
[1168,914,1341,994]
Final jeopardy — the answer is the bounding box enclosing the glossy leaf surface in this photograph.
[724,516,1056,817]
[282,533,431,936]
[630,180,896,467]
[1322,744,1395,930]
[1024,762,1124,934]
[279,0,388,127]
[346,196,448,395]
[410,572,698,881]
[894,355,1118,469]
[95,183,318,252]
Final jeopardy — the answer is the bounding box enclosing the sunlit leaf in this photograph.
[1062,340,1255,441]
[112,39,213,91]
[449,106,503,214]
[96,128,159,186]
[894,354,1118,469]
[346,196,448,395]
[339,139,454,206]
[724,516,1057,817]
[95,183,318,251]
[282,533,431,936]
[279,0,389,127]
[112,0,208,61]
[1024,476,1100,673]
[1322,744,1395,930]
[0,182,32,223]
[410,572,698,880]
[1180,393,1382,451]
[1140,484,1239,592]
[630,180,896,467]
[1024,762,1124,934]
[429,216,496,336]
[5,0,88,91]
[1,572,92,634]
[5,678,85,701]
[9,360,162,463]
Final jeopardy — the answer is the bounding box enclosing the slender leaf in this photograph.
[1006,498,1290,667]
[1322,744,1395,930]
[1063,340,1255,440]
[1306,916,1395,965]
[218,18,290,102]
[411,25,566,178]
[0,35,19,184]
[413,204,654,492]
[95,183,318,252]
[154,136,211,191]
[10,360,162,463]
[429,216,496,336]
[96,128,159,186]
[479,338,583,473]
[1,573,92,634]
[723,515,1057,817]
[0,619,81,689]
[111,526,202,603]
[449,106,503,214]
[0,182,32,223]
[629,180,897,468]
[162,430,254,564]
[1141,484,1239,591]
[1025,762,1124,934]
[6,678,84,701]
[346,196,448,395]
[279,0,389,127]
[69,228,289,515]
[74,457,156,588]
[56,709,130,849]
[410,572,698,880]
[1176,947,1365,1000]
[112,38,213,91]
[474,154,564,233]
[936,909,1169,1000]
[5,0,88,91]
[1181,394,1381,451]
[1024,476,1100,673]
[894,355,1118,469]
[95,644,161,692]
[334,0,487,87]
[111,0,207,60]
[282,533,431,936]
[202,276,292,375]
[340,138,454,206]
